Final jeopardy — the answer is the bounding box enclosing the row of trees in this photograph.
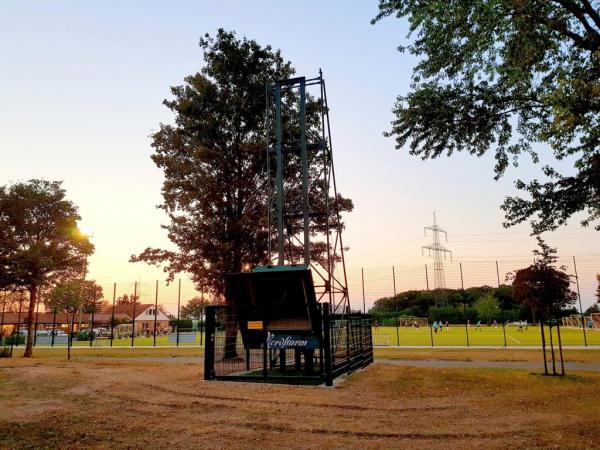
[371,286,518,324]
[372,239,598,325]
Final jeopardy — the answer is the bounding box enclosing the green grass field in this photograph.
[70,334,205,347]
[6,325,597,350]
[372,325,599,346]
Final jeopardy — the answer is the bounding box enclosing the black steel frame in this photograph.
[204,304,373,386]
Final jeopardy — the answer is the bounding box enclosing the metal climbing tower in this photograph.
[265,70,350,314]
[422,212,452,306]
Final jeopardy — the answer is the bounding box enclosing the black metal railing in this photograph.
[204,303,373,386]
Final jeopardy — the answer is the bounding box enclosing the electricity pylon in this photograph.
[422,212,452,306]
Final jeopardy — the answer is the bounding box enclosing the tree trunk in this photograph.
[23,285,37,357]
[540,318,548,375]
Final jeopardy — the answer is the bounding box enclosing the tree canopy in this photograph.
[474,293,500,324]
[373,1,600,233]
[0,179,93,356]
[132,30,352,297]
[510,238,577,318]
[180,296,210,319]
[48,281,86,314]
[116,293,140,306]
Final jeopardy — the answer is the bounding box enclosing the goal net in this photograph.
[562,315,582,327]
[590,313,600,330]
[396,317,429,328]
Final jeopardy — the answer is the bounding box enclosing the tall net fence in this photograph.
[1,256,599,350]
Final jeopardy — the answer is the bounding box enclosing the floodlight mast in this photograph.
[422,212,452,306]
[265,70,350,314]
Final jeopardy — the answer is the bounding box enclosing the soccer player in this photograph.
[475,320,482,331]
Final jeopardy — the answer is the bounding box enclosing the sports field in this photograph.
[10,325,598,349]
[372,325,599,346]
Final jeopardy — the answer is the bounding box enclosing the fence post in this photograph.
[200,306,204,347]
[361,268,366,314]
[203,306,215,380]
[460,263,470,347]
[392,266,399,346]
[51,309,56,347]
[176,279,181,347]
[15,291,24,349]
[10,294,23,357]
[496,261,507,348]
[425,265,434,347]
[540,319,548,375]
[153,280,158,347]
[572,256,588,347]
[323,302,333,386]
[110,283,116,347]
[68,307,74,361]
[131,282,137,347]
[89,291,96,348]
[556,320,565,375]
[0,291,6,346]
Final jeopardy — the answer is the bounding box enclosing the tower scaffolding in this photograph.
[265,70,350,315]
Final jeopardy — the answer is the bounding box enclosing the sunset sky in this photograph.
[2,1,599,309]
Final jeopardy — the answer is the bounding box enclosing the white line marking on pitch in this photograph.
[508,335,521,344]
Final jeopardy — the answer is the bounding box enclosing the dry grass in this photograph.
[374,348,600,364]
[1,359,598,449]
[8,346,600,364]
[7,346,203,359]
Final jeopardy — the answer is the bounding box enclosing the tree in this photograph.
[474,294,500,324]
[511,238,577,317]
[48,280,88,360]
[0,291,27,313]
[373,1,600,234]
[116,294,140,306]
[48,281,86,314]
[587,273,600,314]
[0,180,93,357]
[510,237,577,374]
[131,29,353,297]
[180,296,210,320]
[80,280,104,314]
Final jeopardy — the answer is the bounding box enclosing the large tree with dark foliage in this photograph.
[510,238,576,373]
[373,1,600,233]
[0,180,93,357]
[511,238,577,317]
[132,30,352,297]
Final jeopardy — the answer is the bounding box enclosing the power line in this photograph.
[422,212,452,306]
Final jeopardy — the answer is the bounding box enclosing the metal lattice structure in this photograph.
[422,212,452,306]
[265,71,350,314]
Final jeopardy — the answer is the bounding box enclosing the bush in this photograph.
[76,331,91,341]
[170,318,193,329]
[3,334,25,345]
[0,346,10,358]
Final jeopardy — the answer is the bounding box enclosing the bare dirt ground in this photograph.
[1,359,599,449]
[10,346,600,364]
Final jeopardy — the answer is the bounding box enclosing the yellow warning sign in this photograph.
[247,321,263,330]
